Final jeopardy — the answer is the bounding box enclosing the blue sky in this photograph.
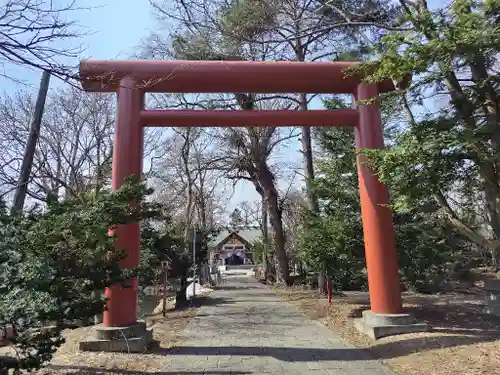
[0,0,445,94]
[0,0,299,212]
[0,1,153,91]
[0,0,442,214]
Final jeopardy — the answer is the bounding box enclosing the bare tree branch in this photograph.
[0,0,87,82]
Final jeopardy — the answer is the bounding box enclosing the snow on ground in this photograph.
[186,281,213,299]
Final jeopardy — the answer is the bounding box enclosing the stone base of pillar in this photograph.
[354,310,430,339]
[79,321,153,353]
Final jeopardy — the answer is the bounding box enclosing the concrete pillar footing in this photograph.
[354,310,430,339]
[79,321,153,353]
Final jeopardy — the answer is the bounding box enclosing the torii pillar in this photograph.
[353,83,429,338]
[79,77,152,353]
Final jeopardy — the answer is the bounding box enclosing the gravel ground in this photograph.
[275,286,500,375]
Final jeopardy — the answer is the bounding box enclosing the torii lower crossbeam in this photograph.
[139,109,359,127]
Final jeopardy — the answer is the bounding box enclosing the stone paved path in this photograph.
[165,277,395,375]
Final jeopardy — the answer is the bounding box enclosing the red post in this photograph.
[103,76,144,327]
[355,84,403,315]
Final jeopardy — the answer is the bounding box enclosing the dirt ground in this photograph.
[275,286,500,375]
[31,295,211,374]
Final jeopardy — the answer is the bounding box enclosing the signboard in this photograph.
[161,261,171,270]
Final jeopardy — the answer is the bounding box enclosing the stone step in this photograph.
[225,265,254,271]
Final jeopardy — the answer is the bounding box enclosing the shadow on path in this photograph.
[163,331,499,361]
[180,296,237,309]
[214,285,256,291]
[48,365,247,375]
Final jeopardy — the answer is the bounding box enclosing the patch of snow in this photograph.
[186,281,213,299]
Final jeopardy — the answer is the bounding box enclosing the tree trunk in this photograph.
[299,94,319,214]
[197,193,207,229]
[318,273,326,295]
[196,172,208,230]
[265,187,291,285]
[250,164,291,285]
[317,269,326,295]
[298,93,323,284]
[318,270,326,295]
[175,275,188,308]
[203,263,210,284]
[261,196,273,280]
[482,175,500,271]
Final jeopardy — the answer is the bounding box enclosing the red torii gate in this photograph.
[79,60,421,350]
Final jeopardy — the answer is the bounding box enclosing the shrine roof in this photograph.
[209,227,262,249]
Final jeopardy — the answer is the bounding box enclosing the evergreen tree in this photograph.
[0,179,162,373]
[349,0,500,269]
[229,208,245,228]
[297,98,456,292]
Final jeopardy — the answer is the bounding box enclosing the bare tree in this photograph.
[148,115,227,300]
[0,85,167,205]
[240,200,262,228]
[240,197,275,277]
[145,0,303,284]
[152,131,226,231]
[148,96,227,231]
[214,0,399,287]
[281,188,307,265]
[0,0,84,80]
[204,95,298,285]
[192,138,226,230]
[0,87,112,202]
[241,179,305,277]
[150,0,397,216]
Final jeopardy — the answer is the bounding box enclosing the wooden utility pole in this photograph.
[12,70,51,213]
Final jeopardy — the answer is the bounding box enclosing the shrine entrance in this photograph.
[226,253,244,266]
[79,59,405,332]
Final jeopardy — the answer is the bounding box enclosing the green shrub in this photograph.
[0,179,161,373]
